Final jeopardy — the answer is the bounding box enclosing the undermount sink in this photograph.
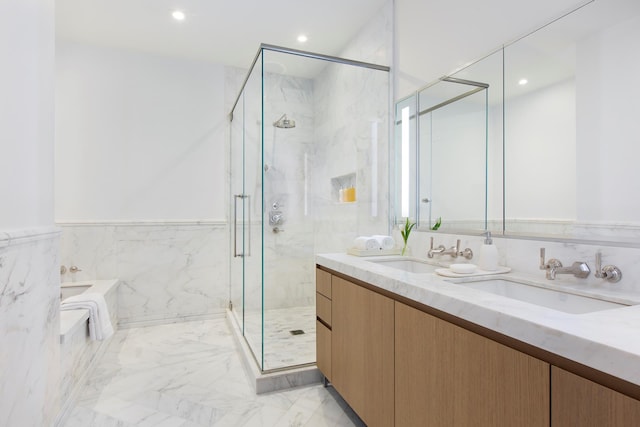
[455,277,628,314]
[366,258,437,274]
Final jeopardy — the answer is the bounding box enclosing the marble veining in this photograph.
[58,222,229,326]
[61,319,364,427]
[0,227,61,427]
[317,251,640,386]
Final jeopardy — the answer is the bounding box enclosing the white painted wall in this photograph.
[1,0,55,229]
[505,79,576,221]
[55,42,227,221]
[576,14,640,224]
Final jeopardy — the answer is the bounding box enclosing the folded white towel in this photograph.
[372,235,395,250]
[61,292,114,341]
[353,236,379,251]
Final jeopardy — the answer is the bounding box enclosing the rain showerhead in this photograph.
[273,114,296,129]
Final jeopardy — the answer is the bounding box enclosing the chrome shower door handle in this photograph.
[233,194,243,258]
[245,195,251,257]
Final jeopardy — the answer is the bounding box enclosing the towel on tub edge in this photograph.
[61,292,114,341]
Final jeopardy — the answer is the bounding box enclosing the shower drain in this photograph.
[289,329,305,335]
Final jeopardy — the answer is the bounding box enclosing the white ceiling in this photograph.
[55,0,389,71]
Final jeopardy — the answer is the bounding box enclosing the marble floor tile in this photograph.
[242,306,316,371]
[61,319,364,427]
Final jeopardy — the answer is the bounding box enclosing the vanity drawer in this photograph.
[316,320,332,380]
[316,268,332,299]
[316,292,332,326]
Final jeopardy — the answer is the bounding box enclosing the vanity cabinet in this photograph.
[395,301,549,427]
[316,266,640,427]
[552,367,640,427]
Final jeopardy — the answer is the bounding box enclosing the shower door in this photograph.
[229,55,265,369]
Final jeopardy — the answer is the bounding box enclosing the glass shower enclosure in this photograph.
[229,44,390,373]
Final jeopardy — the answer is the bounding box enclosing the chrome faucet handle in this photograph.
[460,248,474,260]
[449,239,461,258]
[427,237,446,258]
[69,266,82,273]
[595,252,622,283]
[539,248,562,279]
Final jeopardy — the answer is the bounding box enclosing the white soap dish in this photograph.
[449,263,477,274]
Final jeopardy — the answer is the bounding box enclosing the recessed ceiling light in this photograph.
[297,34,308,43]
[518,78,528,85]
[172,10,185,21]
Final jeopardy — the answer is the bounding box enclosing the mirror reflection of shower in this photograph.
[273,113,296,129]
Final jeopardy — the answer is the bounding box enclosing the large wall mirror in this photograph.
[395,0,640,244]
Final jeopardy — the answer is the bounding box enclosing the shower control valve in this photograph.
[269,210,284,226]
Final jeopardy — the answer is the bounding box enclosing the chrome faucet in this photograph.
[539,248,590,280]
[428,238,473,259]
[595,252,622,283]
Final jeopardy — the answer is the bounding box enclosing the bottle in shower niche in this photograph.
[339,187,345,203]
[345,186,356,202]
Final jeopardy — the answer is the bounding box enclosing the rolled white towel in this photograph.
[353,236,379,251]
[61,292,114,341]
[372,235,395,250]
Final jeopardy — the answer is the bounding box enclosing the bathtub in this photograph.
[60,283,92,301]
[59,280,118,342]
[57,279,119,427]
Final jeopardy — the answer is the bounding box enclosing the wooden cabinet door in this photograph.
[395,302,549,427]
[552,366,640,426]
[331,276,394,427]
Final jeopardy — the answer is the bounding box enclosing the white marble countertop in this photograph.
[317,253,640,386]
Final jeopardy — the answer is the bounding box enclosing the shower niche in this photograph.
[229,44,390,374]
[331,172,357,203]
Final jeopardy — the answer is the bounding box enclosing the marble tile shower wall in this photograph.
[59,223,229,326]
[312,3,392,252]
[261,72,317,310]
[0,228,61,427]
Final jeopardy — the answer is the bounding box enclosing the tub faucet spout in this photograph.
[547,262,591,280]
[539,248,590,280]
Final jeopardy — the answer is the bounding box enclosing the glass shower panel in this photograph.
[261,50,318,371]
[242,54,265,370]
[259,50,391,371]
[229,91,245,333]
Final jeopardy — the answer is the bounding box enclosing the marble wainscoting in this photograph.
[58,222,229,327]
[0,227,61,427]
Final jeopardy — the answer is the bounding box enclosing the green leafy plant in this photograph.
[431,217,442,231]
[400,217,416,256]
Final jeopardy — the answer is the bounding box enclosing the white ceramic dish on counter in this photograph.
[449,263,477,274]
